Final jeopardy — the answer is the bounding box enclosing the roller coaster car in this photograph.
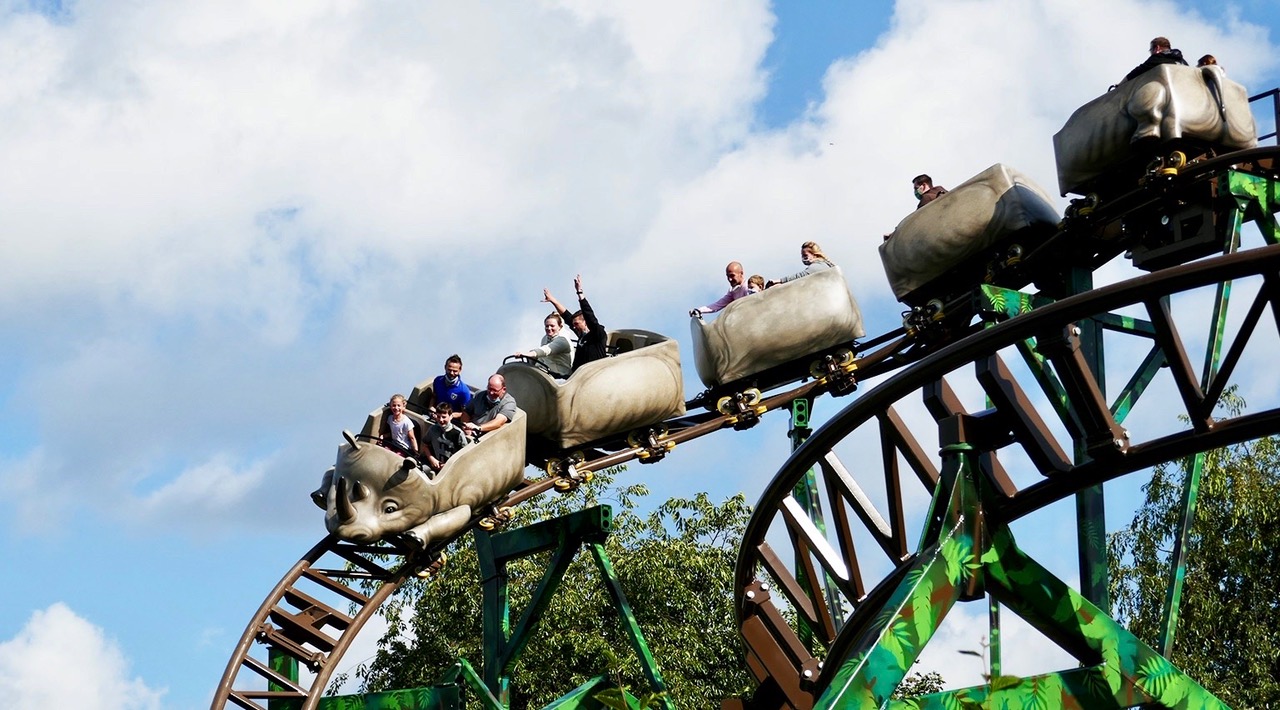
[690,267,865,391]
[496,329,686,450]
[319,410,527,549]
[880,163,1060,308]
[1053,64,1256,198]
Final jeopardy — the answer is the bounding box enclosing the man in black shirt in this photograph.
[912,174,948,209]
[542,274,608,374]
[1124,36,1187,83]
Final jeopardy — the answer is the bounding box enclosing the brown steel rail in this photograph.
[214,146,1280,710]
[733,244,1280,705]
[213,536,425,710]
[211,327,917,710]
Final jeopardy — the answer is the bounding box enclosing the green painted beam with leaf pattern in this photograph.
[814,429,1230,709]
[1225,170,1280,244]
[816,443,983,709]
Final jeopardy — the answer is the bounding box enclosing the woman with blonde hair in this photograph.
[768,241,835,287]
[514,311,575,379]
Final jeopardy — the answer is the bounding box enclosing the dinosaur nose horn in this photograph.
[336,477,357,524]
[350,481,370,502]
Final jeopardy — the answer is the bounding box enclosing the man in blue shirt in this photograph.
[428,354,472,416]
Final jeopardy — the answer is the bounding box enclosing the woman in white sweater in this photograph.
[514,312,575,378]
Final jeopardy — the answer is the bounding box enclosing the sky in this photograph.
[1,1,1278,708]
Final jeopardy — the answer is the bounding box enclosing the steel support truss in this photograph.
[815,421,1226,709]
[474,505,672,709]
[737,239,1280,708]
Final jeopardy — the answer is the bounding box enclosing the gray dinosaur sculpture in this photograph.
[690,267,865,388]
[498,329,685,448]
[1054,63,1256,196]
[311,410,527,549]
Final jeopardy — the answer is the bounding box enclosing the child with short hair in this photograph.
[747,274,765,293]
[425,402,470,473]
[383,394,417,455]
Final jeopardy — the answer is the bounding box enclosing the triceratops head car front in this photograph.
[315,410,527,549]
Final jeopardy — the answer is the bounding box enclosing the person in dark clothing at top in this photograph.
[1123,36,1187,83]
[912,174,948,209]
[542,274,608,374]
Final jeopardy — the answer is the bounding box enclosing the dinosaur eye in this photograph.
[383,503,398,514]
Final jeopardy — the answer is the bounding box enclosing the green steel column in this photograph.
[471,506,673,708]
[475,529,511,706]
[1226,170,1280,244]
[268,647,299,710]
[588,542,674,710]
[442,658,502,710]
[789,397,842,635]
[1157,203,1242,656]
[890,527,1232,710]
[788,397,820,521]
[818,437,983,708]
[987,597,1001,681]
[1069,267,1109,609]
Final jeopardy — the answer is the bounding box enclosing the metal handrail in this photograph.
[1250,87,1279,144]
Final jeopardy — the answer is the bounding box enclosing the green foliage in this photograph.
[349,469,754,708]
[593,684,667,710]
[891,670,944,699]
[1109,400,1280,707]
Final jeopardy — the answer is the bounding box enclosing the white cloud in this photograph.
[133,454,270,524]
[617,0,1277,332]
[0,0,778,535]
[0,0,1276,547]
[0,603,165,710]
[0,0,774,318]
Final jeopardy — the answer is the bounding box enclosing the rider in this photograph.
[690,261,750,317]
[461,375,518,436]
[542,274,608,374]
[380,394,418,455]
[424,402,469,473]
[426,354,471,416]
[513,313,575,379]
[767,242,835,287]
[1123,36,1187,83]
[912,174,948,209]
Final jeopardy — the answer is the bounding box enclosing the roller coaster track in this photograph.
[213,535,428,710]
[213,143,1280,709]
[210,326,918,710]
[735,244,1280,708]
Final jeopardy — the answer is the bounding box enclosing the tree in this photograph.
[1108,421,1280,706]
[893,670,945,698]
[349,469,755,708]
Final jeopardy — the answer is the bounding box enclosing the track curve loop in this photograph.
[734,243,1280,705]
[212,535,429,710]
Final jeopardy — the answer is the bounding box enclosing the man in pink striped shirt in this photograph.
[690,261,750,317]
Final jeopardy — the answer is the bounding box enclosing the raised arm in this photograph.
[574,274,601,330]
[543,288,570,321]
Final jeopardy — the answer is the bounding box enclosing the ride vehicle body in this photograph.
[880,163,1061,307]
[1054,63,1256,197]
[317,411,528,549]
[690,266,865,389]
[497,329,685,450]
